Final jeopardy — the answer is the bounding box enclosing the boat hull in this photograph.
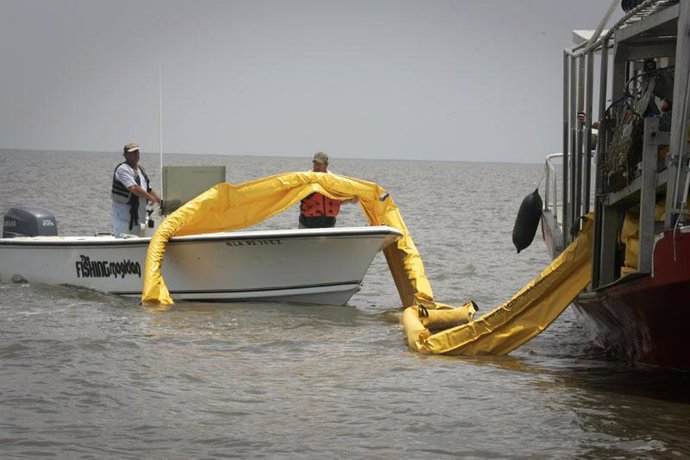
[0,226,402,305]
[573,227,690,370]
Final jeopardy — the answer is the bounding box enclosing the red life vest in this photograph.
[300,193,341,217]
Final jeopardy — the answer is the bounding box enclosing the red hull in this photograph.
[573,228,690,370]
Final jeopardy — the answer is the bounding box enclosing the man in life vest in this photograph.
[299,152,357,228]
[111,142,161,237]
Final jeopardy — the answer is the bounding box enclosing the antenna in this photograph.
[157,19,164,198]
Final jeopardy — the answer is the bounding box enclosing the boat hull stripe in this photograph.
[106,280,361,296]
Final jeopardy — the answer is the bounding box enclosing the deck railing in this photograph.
[556,0,689,288]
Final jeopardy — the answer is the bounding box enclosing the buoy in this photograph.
[512,188,543,253]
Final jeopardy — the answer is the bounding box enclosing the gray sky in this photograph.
[0,0,620,163]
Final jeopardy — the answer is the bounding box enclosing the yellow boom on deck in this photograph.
[142,172,592,356]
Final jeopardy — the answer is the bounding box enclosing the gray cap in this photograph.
[313,151,329,163]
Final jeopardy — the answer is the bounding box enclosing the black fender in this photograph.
[512,188,543,253]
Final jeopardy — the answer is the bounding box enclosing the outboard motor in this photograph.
[3,207,58,238]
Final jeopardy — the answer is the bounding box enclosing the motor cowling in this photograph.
[2,207,58,238]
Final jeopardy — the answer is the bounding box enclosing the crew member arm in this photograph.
[127,185,161,203]
[116,165,161,204]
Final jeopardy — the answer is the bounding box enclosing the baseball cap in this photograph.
[123,142,140,154]
[313,151,329,163]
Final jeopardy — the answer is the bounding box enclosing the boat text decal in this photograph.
[75,255,142,279]
[225,239,282,247]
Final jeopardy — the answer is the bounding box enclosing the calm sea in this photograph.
[1,150,689,459]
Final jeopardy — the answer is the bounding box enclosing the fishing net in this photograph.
[602,77,656,192]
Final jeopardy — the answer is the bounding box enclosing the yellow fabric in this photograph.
[419,303,477,331]
[620,198,687,277]
[402,216,594,355]
[621,209,639,275]
[142,171,594,357]
[402,307,431,350]
[142,172,465,316]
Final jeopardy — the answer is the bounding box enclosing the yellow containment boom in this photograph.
[402,216,593,355]
[142,171,471,319]
[142,171,592,357]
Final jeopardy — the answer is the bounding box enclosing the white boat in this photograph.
[0,223,402,305]
[1,166,407,306]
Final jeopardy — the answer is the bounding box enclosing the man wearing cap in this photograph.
[111,142,161,237]
[299,152,357,228]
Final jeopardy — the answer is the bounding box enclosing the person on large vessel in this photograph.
[111,142,161,237]
[299,152,357,228]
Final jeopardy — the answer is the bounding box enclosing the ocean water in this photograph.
[1,149,689,459]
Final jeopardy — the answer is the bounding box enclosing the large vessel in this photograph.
[540,0,690,369]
